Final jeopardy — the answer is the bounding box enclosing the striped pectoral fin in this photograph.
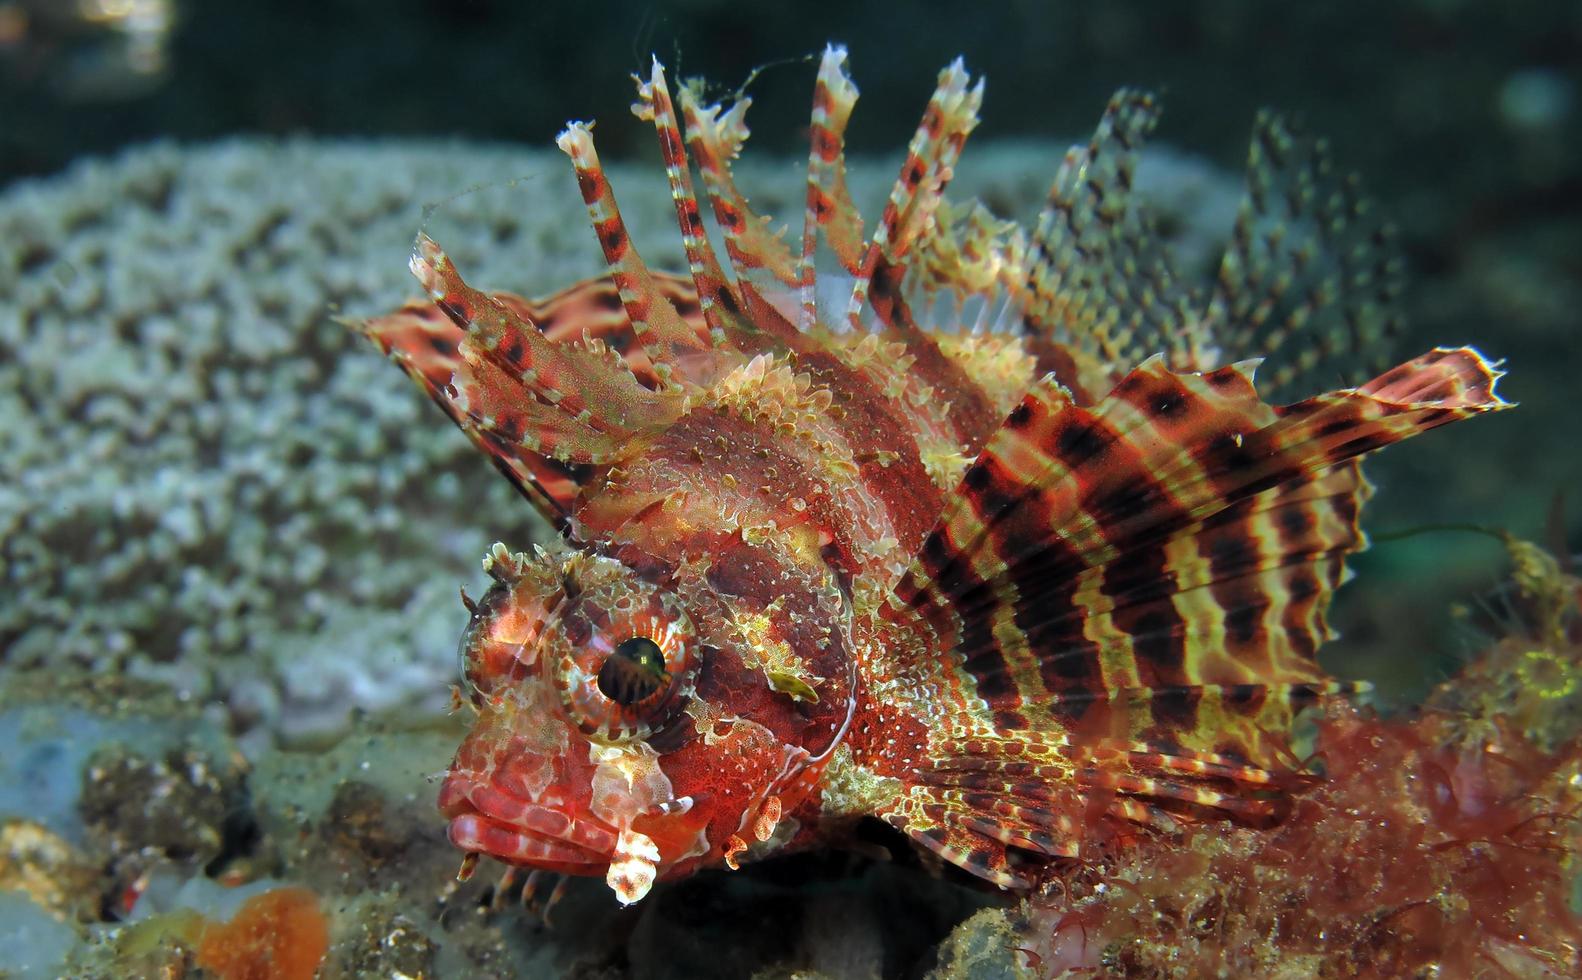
[876,775,1094,889]
[997,461,1377,766]
[894,346,1507,765]
[877,722,1307,889]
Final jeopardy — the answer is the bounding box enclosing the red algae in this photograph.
[981,539,1582,977]
[192,886,330,980]
[1016,706,1581,977]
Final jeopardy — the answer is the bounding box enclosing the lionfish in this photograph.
[360,47,1507,905]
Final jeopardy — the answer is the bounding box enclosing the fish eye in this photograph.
[598,636,670,705]
[540,565,698,745]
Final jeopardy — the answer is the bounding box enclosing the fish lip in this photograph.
[439,773,617,868]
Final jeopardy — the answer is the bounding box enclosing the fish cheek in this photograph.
[628,732,714,875]
[442,679,581,820]
[664,706,803,864]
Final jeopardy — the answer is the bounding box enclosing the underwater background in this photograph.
[1,1,1578,977]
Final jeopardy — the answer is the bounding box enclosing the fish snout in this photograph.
[439,772,617,871]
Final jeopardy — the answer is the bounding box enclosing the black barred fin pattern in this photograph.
[879,351,1506,880]
[897,349,1506,725]
[880,348,1507,879]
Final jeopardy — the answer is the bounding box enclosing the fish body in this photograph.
[361,48,1507,904]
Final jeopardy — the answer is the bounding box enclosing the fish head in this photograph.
[438,540,855,904]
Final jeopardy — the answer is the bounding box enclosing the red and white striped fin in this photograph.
[798,44,865,331]
[844,58,983,334]
[879,721,1309,888]
[407,237,684,463]
[632,59,764,350]
[675,80,803,327]
[358,273,705,522]
[556,122,713,383]
[877,348,1505,888]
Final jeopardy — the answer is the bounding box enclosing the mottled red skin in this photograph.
[362,50,1510,905]
[437,527,857,887]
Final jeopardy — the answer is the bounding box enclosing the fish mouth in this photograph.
[439,774,617,871]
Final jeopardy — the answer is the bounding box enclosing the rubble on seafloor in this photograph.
[0,661,998,978]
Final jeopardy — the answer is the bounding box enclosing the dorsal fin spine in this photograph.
[633,59,740,346]
[555,122,708,371]
[798,44,863,331]
[845,59,983,333]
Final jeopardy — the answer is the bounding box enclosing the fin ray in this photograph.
[1205,112,1406,395]
[359,272,704,521]
[893,348,1507,756]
